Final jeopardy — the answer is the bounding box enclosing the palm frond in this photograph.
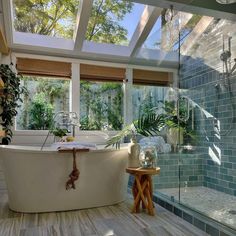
[134,113,166,137]
[105,124,133,149]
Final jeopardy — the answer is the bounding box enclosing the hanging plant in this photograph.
[0,64,27,144]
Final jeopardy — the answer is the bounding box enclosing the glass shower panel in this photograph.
[153,93,182,201]
[179,17,236,230]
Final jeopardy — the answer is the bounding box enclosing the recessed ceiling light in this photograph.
[216,0,236,4]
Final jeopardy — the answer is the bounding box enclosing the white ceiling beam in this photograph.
[82,41,130,57]
[132,0,236,21]
[2,0,14,47]
[136,47,178,63]
[181,16,214,55]
[13,31,74,52]
[160,12,192,51]
[73,0,93,52]
[129,6,162,57]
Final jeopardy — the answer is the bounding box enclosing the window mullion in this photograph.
[71,63,80,135]
[124,68,133,127]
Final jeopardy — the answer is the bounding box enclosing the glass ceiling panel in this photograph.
[142,10,202,52]
[13,0,79,39]
[86,0,145,46]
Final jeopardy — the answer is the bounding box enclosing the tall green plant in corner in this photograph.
[0,64,27,144]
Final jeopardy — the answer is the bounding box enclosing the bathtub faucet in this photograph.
[54,111,80,137]
[41,111,80,150]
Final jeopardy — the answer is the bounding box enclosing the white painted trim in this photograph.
[2,0,14,46]
[12,52,178,73]
[181,16,214,55]
[82,41,130,57]
[13,31,74,51]
[71,63,80,136]
[124,68,134,125]
[129,6,162,57]
[132,0,236,21]
[73,0,93,51]
[136,48,179,63]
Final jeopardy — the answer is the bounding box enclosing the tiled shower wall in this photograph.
[180,19,236,196]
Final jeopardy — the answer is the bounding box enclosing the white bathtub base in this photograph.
[0,146,128,213]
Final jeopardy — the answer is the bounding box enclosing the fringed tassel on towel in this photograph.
[58,147,90,190]
[66,148,80,190]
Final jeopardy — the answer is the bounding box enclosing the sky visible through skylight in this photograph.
[143,16,162,49]
[118,3,145,41]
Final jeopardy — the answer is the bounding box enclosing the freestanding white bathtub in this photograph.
[0,145,128,213]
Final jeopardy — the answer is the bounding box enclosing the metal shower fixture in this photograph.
[165,5,174,23]
[216,0,236,4]
[41,111,80,150]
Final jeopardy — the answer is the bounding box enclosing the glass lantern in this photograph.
[139,146,157,168]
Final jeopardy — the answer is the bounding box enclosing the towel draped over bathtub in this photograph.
[57,147,90,190]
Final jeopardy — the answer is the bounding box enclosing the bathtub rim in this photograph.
[0,144,128,155]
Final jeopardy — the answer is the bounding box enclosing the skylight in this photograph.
[13,0,80,39]
[85,0,145,46]
[142,16,162,50]
[142,11,201,52]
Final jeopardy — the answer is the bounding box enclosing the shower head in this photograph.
[220,50,231,62]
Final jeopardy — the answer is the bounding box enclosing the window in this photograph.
[80,81,123,130]
[16,76,70,130]
[13,0,79,39]
[132,85,170,120]
[86,1,145,46]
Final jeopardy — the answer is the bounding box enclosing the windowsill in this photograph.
[13,130,119,136]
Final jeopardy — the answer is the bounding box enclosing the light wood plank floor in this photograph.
[0,165,208,236]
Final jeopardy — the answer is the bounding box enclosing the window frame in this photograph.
[11,53,177,144]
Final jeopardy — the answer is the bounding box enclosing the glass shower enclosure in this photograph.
[151,8,236,231]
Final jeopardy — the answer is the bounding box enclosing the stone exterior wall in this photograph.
[180,18,236,196]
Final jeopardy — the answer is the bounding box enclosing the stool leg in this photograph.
[132,179,148,213]
[132,176,149,213]
[141,176,146,209]
[147,175,155,208]
[145,185,154,216]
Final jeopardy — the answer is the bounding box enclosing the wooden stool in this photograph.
[126,167,160,216]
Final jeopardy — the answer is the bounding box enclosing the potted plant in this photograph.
[162,100,197,151]
[0,64,27,144]
[50,127,68,142]
[106,111,166,148]
[106,101,197,153]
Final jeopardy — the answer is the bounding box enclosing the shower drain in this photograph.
[228,210,236,215]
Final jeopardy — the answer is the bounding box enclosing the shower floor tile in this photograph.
[158,186,236,230]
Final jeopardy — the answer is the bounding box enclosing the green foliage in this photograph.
[161,100,197,144]
[86,0,133,45]
[105,111,166,148]
[105,124,134,149]
[80,81,123,130]
[28,92,54,130]
[14,0,133,44]
[134,112,166,137]
[138,93,155,118]
[106,99,198,149]
[0,64,26,144]
[17,76,70,130]
[14,0,79,38]
[51,127,68,138]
